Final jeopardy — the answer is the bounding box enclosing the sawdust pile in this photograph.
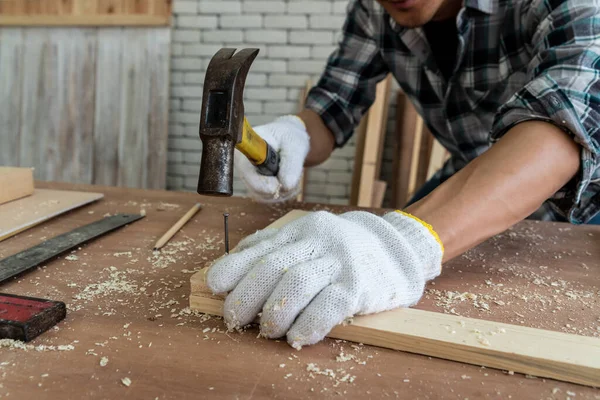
[73,267,138,302]
[0,339,75,352]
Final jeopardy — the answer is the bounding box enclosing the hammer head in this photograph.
[197,48,259,197]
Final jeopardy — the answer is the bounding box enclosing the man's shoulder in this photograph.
[346,0,389,34]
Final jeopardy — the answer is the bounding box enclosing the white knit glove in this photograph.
[235,115,310,203]
[207,210,443,349]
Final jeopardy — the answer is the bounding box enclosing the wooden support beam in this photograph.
[391,92,419,208]
[351,74,392,207]
[296,80,312,203]
[0,0,171,26]
[189,210,600,387]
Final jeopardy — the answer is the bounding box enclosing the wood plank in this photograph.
[0,14,170,26]
[427,139,450,180]
[356,75,392,207]
[57,29,97,184]
[117,29,150,188]
[144,28,170,189]
[0,189,103,242]
[0,167,34,205]
[18,28,51,181]
[406,114,424,200]
[96,0,122,14]
[415,125,433,190]
[0,0,171,26]
[391,92,417,208]
[93,28,123,186]
[296,80,312,202]
[349,116,368,205]
[371,180,387,208]
[189,210,600,387]
[0,28,23,167]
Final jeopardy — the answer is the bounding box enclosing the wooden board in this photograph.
[0,27,170,189]
[296,80,312,202]
[0,167,34,205]
[0,0,171,26]
[355,75,392,207]
[427,139,450,180]
[371,180,387,208]
[391,92,419,207]
[190,210,600,387]
[0,188,103,242]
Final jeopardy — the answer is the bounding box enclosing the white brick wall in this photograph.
[168,0,398,206]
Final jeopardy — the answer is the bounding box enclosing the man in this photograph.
[207,0,600,349]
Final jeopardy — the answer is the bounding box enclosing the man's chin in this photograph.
[379,0,439,28]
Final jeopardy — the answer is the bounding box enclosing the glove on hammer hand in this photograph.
[207,210,444,349]
[235,115,310,203]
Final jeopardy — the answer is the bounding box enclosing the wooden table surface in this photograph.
[0,182,599,400]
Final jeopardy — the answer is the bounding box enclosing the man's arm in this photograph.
[406,121,580,261]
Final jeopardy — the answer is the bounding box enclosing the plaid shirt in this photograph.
[305,0,600,223]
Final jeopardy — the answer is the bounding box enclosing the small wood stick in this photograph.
[153,203,202,250]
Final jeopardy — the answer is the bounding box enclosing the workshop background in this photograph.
[0,0,401,206]
[167,0,400,205]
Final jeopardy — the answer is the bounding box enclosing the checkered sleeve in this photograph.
[491,0,600,223]
[304,0,389,147]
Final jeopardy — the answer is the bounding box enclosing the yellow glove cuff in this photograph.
[395,210,444,253]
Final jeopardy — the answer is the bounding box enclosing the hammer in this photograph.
[197,48,280,197]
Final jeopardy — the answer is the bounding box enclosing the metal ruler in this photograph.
[0,214,144,284]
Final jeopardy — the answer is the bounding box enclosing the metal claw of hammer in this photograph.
[197,48,280,197]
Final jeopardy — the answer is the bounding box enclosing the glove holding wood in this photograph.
[234,115,310,203]
[206,210,444,349]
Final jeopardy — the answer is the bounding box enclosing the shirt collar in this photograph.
[388,0,497,32]
[463,0,498,15]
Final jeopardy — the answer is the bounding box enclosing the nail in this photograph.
[224,213,230,254]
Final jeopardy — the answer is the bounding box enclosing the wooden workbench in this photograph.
[0,182,598,399]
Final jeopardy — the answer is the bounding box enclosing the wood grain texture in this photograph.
[0,182,598,399]
[144,28,170,189]
[93,28,123,186]
[0,27,170,189]
[0,167,34,205]
[427,139,450,180]
[51,29,97,184]
[0,28,23,166]
[0,0,171,26]
[391,92,418,208]
[18,28,52,181]
[356,75,392,207]
[0,188,103,242]
[117,29,149,188]
[190,210,600,387]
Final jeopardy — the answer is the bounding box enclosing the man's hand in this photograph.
[206,211,443,349]
[235,116,309,202]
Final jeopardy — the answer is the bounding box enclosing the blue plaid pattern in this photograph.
[305,0,600,223]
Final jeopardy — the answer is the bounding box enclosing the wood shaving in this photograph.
[121,377,131,387]
[100,357,109,367]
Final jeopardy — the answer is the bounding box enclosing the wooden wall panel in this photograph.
[0,29,23,167]
[0,27,171,189]
[145,29,170,189]
[0,0,171,26]
[117,29,150,188]
[93,28,122,186]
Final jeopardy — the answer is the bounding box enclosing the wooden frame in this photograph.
[0,0,172,26]
[350,74,392,207]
